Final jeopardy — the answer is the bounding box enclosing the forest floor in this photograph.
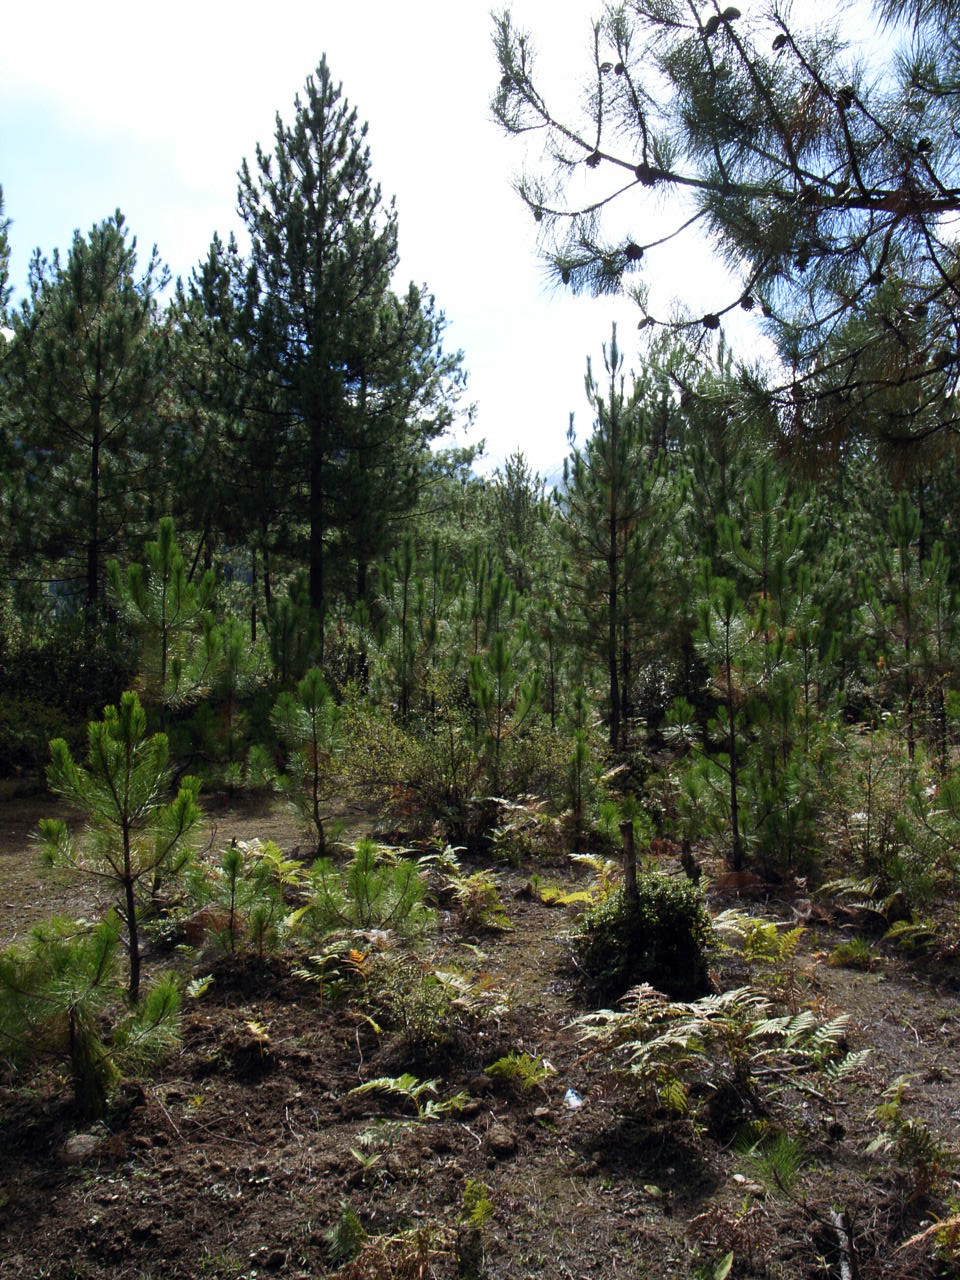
[2,797,960,1279]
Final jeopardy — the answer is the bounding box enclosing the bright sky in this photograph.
[1,0,776,479]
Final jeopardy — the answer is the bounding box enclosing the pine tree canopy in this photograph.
[235,57,466,647]
[493,0,960,461]
[2,213,170,620]
[0,185,11,325]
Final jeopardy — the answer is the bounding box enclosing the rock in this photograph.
[62,1133,100,1164]
[732,1173,765,1196]
[486,1123,517,1157]
[533,1106,552,1121]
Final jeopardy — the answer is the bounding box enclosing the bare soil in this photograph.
[1,799,960,1279]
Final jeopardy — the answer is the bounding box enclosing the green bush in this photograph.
[0,618,136,723]
[0,694,84,778]
[573,875,713,1002]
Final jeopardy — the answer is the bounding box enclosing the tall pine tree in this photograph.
[235,58,463,654]
[3,214,169,623]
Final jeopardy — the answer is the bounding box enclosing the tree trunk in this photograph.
[86,347,102,628]
[620,819,639,909]
[309,426,326,662]
[725,626,744,872]
[250,546,257,643]
[608,542,620,751]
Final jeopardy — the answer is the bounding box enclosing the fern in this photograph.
[326,1206,367,1266]
[349,1073,467,1120]
[575,983,865,1119]
[485,1051,556,1093]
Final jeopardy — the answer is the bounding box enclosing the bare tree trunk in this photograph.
[620,819,638,909]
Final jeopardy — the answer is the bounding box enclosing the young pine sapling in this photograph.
[39,692,202,1003]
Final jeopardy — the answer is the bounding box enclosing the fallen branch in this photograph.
[829,1207,858,1280]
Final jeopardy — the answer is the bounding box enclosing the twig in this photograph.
[459,1123,483,1148]
[830,1207,859,1280]
[152,1091,182,1140]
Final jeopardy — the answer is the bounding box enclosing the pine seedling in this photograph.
[0,913,180,1118]
[38,692,202,1003]
[109,517,217,723]
[272,667,339,855]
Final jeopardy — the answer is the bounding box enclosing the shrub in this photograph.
[573,875,713,1002]
[0,693,83,778]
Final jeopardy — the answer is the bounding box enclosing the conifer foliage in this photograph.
[493,0,960,452]
[3,214,169,622]
[235,58,464,650]
[39,692,202,1003]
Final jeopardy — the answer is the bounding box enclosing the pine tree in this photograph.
[488,449,548,596]
[335,284,466,603]
[560,326,668,749]
[167,234,256,587]
[236,58,464,654]
[493,1,960,453]
[109,518,218,724]
[860,494,960,764]
[469,626,540,796]
[0,185,11,326]
[38,692,202,1003]
[0,913,181,1118]
[4,214,170,623]
[272,668,340,855]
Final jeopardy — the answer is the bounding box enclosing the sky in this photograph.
[1,0,777,479]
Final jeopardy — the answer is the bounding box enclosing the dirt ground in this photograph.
[1,797,960,1279]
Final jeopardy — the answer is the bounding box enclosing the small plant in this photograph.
[735,1127,807,1197]
[326,1205,367,1266]
[0,913,180,1118]
[568,852,621,903]
[883,917,937,954]
[349,1072,468,1121]
[451,869,511,931]
[714,910,806,1002]
[294,941,370,1005]
[334,1224,444,1280]
[458,1178,494,1278]
[573,875,713,1002]
[305,840,433,936]
[828,936,878,970]
[867,1074,954,1198]
[189,839,304,961]
[485,1051,556,1095]
[38,691,202,1002]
